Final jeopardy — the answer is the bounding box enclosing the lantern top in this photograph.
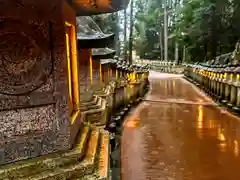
[77,17,115,48]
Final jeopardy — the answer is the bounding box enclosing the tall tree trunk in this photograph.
[159,24,163,61]
[164,0,168,61]
[124,8,128,61]
[115,12,120,57]
[211,4,217,59]
[174,0,180,63]
[183,45,186,62]
[204,40,208,62]
[159,9,163,61]
[174,41,179,63]
[129,0,134,64]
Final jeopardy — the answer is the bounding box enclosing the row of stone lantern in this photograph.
[151,61,178,73]
[0,0,150,179]
[185,63,240,111]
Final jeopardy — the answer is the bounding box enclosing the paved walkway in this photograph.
[121,72,240,180]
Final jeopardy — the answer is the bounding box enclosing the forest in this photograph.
[92,0,240,63]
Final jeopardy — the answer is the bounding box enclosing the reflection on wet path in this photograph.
[121,72,240,180]
[146,73,213,104]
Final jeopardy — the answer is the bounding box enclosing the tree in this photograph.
[124,8,128,61]
[134,0,164,59]
[129,0,134,64]
[175,0,240,62]
[93,0,240,63]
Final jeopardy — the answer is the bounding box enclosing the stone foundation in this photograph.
[0,0,78,165]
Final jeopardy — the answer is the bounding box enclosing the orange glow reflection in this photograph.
[65,33,72,102]
[99,63,102,82]
[89,50,93,85]
[65,22,80,123]
[234,140,239,157]
[116,70,118,80]
[196,105,204,139]
[125,115,140,129]
[208,119,216,129]
[197,105,203,129]
[217,127,227,152]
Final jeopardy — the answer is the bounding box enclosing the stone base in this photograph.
[233,106,240,112]
[0,124,110,180]
[0,77,148,179]
[221,100,228,104]
[227,103,233,108]
[185,75,240,117]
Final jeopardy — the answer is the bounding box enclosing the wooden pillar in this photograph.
[116,69,118,80]
[89,49,93,85]
[108,68,110,77]
[110,68,112,77]
[100,63,102,83]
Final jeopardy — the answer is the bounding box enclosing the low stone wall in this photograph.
[81,71,149,127]
[151,61,184,74]
[184,64,240,112]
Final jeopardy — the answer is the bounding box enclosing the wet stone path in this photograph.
[121,72,240,180]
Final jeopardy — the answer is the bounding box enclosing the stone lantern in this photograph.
[207,66,213,94]
[222,65,235,104]
[116,60,123,79]
[211,66,218,98]
[215,65,224,100]
[203,65,209,92]
[195,64,200,85]
[212,65,221,99]
[193,64,198,82]
[201,65,208,90]
[218,65,227,101]
[228,65,240,108]
[197,64,202,87]
[233,67,240,111]
[0,0,132,179]
[118,58,125,78]
[186,64,191,79]
[208,66,213,95]
[209,66,215,95]
[199,65,204,86]
[184,64,190,77]
[189,64,193,79]
[199,64,205,88]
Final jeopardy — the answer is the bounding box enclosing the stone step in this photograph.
[123,107,129,112]
[83,99,107,124]
[71,129,110,180]
[81,98,102,111]
[0,125,91,180]
[81,97,100,110]
[98,130,110,180]
[18,128,100,180]
[80,92,95,104]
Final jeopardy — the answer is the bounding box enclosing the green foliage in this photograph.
[92,14,118,34]
[133,0,240,62]
[90,0,240,63]
[134,0,163,59]
[175,0,240,62]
